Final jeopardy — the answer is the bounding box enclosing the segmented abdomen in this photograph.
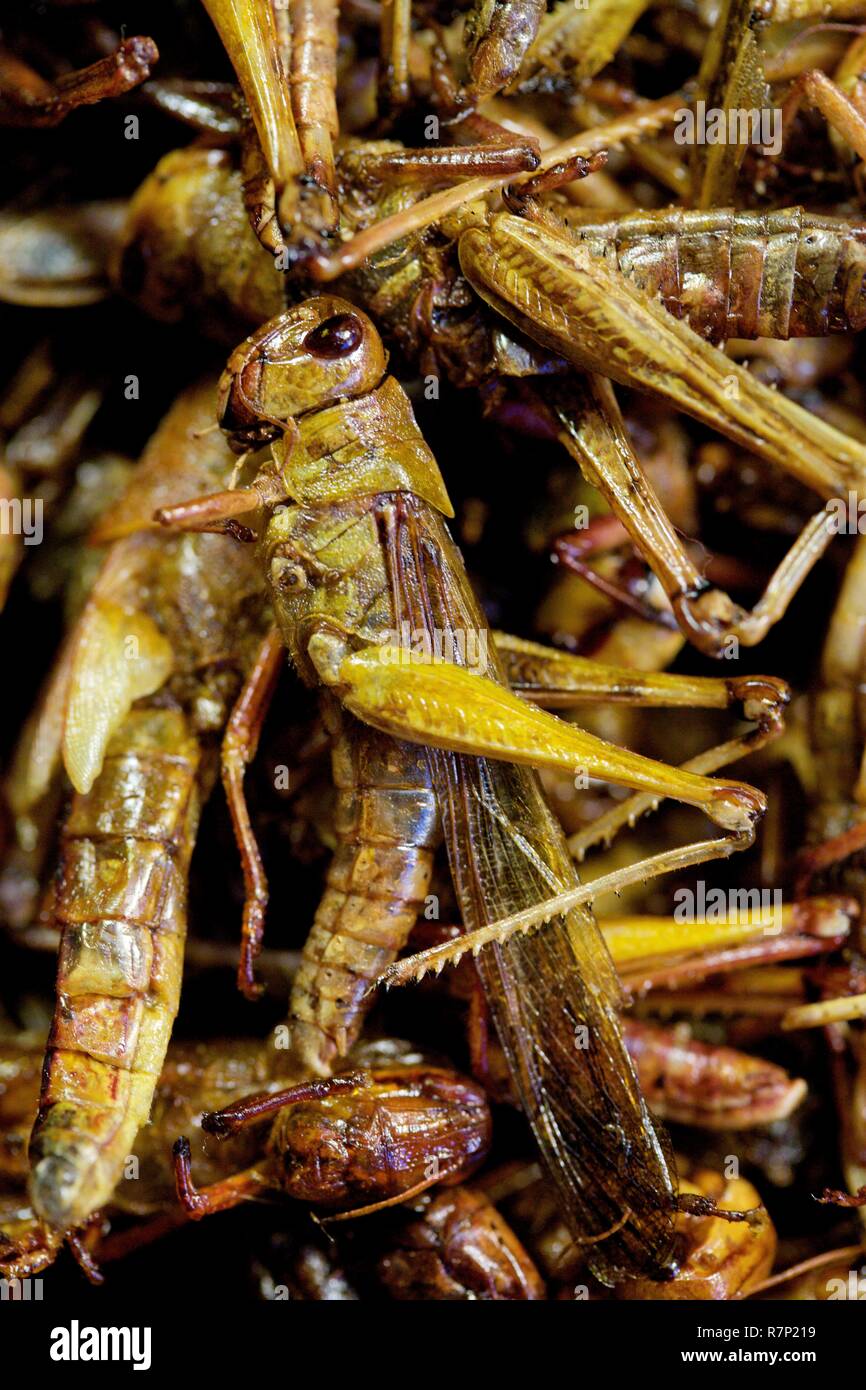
[25,376,269,1231]
[290,700,439,1076]
[570,206,866,341]
[29,707,204,1228]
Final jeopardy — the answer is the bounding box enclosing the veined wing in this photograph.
[378,492,677,1284]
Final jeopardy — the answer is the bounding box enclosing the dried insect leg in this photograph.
[379,0,412,113]
[327,641,764,833]
[780,66,866,166]
[604,896,855,996]
[459,203,866,652]
[688,0,770,207]
[201,0,338,260]
[0,36,157,127]
[221,627,284,999]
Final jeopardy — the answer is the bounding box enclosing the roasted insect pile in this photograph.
[4,0,866,1303]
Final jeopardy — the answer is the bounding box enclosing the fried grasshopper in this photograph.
[104,104,866,656]
[154,295,782,1282]
[9,378,270,1238]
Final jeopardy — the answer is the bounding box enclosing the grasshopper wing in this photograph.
[382,494,677,1283]
[430,744,678,1284]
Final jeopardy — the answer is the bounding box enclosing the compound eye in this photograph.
[304,312,364,359]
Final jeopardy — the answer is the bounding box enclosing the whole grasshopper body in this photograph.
[165,1050,494,1225]
[160,296,771,1283]
[171,1055,494,1224]
[17,379,270,1234]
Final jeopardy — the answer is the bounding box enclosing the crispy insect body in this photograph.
[115,141,866,388]
[562,206,866,342]
[1,1035,269,1207]
[113,143,523,382]
[204,298,771,1283]
[0,1032,277,1277]
[463,0,546,100]
[171,1061,491,1225]
[6,1042,486,1209]
[622,1020,807,1129]
[112,149,288,340]
[459,209,866,503]
[267,1066,490,1205]
[113,146,861,652]
[29,708,204,1230]
[378,1186,546,1299]
[26,379,269,1232]
[6,1046,484,1268]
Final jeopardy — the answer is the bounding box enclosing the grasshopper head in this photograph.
[217,296,388,448]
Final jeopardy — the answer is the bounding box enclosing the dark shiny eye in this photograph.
[304,313,364,359]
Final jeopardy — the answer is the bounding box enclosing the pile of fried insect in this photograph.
[3,0,866,1302]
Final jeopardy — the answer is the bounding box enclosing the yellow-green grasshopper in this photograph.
[156,295,786,1283]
